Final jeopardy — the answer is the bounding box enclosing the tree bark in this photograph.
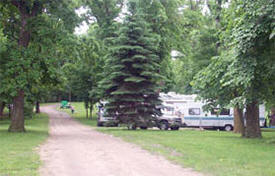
[86,108,89,119]
[58,94,62,102]
[189,0,195,10]
[215,0,222,26]
[244,101,261,138]
[68,90,72,102]
[35,101,40,114]
[0,102,5,118]
[8,7,30,132]
[84,101,89,118]
[9,90,25,132]
[233,106,245,136]
[270,107,275,126]
[8,1,41,131]
[89,104,93,120]
[89,99,94,120]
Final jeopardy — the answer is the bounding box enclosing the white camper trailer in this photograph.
[160,92,266,131]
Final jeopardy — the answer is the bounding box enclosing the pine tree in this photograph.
[105,0,162,129]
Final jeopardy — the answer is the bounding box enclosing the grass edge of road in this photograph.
[59,102,275,176]
[0,113,49,176]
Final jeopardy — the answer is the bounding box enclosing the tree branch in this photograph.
[10,0,20,8]
[30,0,42,16]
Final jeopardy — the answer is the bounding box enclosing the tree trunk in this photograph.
[8,1,40,131]
[35,101,40,114]
[0,102,5,117]
[233,106,245,136]
[189,0,195,10]
[269,107,275,126]
[68,90,72,102]
[244,101,261,138]
[8,106,11,118]
[89,104,93,120]
[58,94,62,102]
[215,0,222,26]
[86,108,89,119]
[9,90,25,132]
[8,12,29,132]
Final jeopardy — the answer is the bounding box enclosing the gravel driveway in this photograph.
[39,105,203,176]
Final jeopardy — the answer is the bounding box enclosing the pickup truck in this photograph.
[97,104,182,130]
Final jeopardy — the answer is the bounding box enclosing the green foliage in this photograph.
[62,33,104,111]
[0,27,7,52]
[192,51,237,109]
[105,1,162,126]
[192,0,274,138]
[139,0,184,92]
[24,101,34,118]
[0,14,70,100]
[0,0,82,103]
[223,0,275,104]
[84,0,123,39]
[171,1,220,94]
[193,0,275,108]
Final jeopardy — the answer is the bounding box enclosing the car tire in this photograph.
[127,123,137,130]
[159,121,169,130]
[224,125,233,131]
[171,126,179,130]
[97,122,103,127]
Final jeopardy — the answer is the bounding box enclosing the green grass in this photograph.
[0,113,49,176]
[60,102,275,176]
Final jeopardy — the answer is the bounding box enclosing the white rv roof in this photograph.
[160,92,197,102]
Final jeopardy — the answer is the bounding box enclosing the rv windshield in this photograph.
[161,106,176,116]
[99,108,109,117]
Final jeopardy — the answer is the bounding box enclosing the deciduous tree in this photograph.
[0,0,80,132]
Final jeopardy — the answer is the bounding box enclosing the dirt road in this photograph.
[39,105,203,176]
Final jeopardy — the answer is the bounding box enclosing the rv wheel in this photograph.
[127,123,137,130]
[97,122,103,127]
[224,125,233,131]
[171,126,179,130]
[159,121,169,130]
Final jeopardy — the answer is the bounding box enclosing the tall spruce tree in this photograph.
[105,0,162,129]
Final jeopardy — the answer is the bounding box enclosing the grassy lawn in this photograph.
[0,113,49,176]
[60,102,275,176]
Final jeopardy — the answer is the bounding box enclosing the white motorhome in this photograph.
[160,92,265,131]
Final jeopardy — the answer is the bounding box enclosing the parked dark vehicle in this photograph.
[97,102,118,127]
[156,114,182,130]
[97,103,182,130]
[126,105,182,130]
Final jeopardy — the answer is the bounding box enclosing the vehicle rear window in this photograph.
[189,108,200,115]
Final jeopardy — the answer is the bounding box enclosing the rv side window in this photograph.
[211,108,230,115]
[220,109,230,115]
[189,108,200,115]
